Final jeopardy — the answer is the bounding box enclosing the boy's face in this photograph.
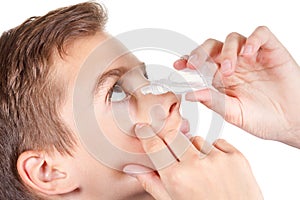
[60,32,186,199]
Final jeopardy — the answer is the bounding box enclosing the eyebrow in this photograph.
[93,67,127,95]
[93,62,146,95]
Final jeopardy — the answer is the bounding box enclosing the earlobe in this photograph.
[17,151,78,195]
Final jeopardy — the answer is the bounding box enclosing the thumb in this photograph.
[185,88,226,117]
[185,88,242,126]
[123,165,171,200]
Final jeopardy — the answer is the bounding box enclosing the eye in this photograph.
[108,84,128,102]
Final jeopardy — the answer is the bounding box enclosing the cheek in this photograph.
[78,150,141,198]
[95,101,145,153]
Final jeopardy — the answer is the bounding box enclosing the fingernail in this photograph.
[242,45,253,55]
[187,54,198,67]
[135,123,146,131]
[180,55,189,60]
[123,165,152,176]
[134,124,156,139]
[221,60,232,74]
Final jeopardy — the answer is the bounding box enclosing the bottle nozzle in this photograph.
[140,69,209,95]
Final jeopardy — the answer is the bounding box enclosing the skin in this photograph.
[57,32,156,199]
[17,32,184,200]
[17,27,282,199]
[124,25,300,199]
[174,26,300,148]
[127,125,263,200]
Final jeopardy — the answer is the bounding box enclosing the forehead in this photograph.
[61,32,142,81]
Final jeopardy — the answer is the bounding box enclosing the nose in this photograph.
[131,90,180,126]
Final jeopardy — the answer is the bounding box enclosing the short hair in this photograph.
[0,2,107,199]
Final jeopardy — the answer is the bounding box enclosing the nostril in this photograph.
[169,102,178,113]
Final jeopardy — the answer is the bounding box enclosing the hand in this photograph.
[123,124,263,200]
[174,26,300,148]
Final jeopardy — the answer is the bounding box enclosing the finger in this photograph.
[135,124,177,170]
[190,136,204,151]
[185,88,225,117]
[200,38,224,59]
[187,39,223,70]
[213,139,239,154]
[190,136,213,156]
[241,26,280,56]
[220,32,246,76]
[123,164,171,200]
[173,55,189,70]
[134,170,172,200]
[136,123,197,165]
[162,128,196,162]
[185,88,242,126]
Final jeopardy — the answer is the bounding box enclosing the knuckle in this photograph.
[190,154,202,167]
[203,38,218,44]
[169,168,185,184]
[230,151,250,167]
[145,137,163,153]
[212,76,224,90]
[226,32,241,41]
[193,136,204,142]
[257,25,270,33]
[140,179,154,194]
[230,149,243,158]
[191,136,201,145]
[227,148,246,162]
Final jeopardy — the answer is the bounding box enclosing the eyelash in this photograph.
[107,72,148,102]
[107,83,126,102]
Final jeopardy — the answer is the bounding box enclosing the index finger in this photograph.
[135,124,178,170]
[173,55,189,70]
[135,124,196,170]
[187,39,223,68]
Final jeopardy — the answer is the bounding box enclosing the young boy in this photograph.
[0,2,262,200]
[0,2,183,199]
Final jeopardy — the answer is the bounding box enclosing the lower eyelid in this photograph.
[110,95,131,105]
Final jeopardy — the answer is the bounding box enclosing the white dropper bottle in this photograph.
[141,68,210,95]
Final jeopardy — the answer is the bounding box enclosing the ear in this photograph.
[17,150,79,195]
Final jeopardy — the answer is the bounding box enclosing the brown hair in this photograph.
[0,2,107,199]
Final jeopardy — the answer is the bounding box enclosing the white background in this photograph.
[1,1,300,199]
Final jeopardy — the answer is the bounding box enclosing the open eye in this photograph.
[108,84,128,102]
